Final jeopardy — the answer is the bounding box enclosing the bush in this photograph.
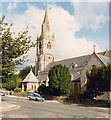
[38,84,51,95]
[9,90,13,95]
[34,90,38,93]
[2,80,16,91]
[14,88,22,93]
[48,64,72,96]
[86,64,110,99]
[26,91,32,95]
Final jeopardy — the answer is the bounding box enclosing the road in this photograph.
[1,96,110,118]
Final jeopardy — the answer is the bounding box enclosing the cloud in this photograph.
[72,2,108,31]
[7,3,17,11]
[5,3,107,70]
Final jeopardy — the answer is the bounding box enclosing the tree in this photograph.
[18,66,35,81]
[2,73,18,90]
[0,16,34,83]
[16,77,22,88]
[48,64,72,95]
[85,64,110,99]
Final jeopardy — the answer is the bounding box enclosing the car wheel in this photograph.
[35,98,38,101]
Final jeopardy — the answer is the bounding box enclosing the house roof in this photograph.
[22,70,38,83]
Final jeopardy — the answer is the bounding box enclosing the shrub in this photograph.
[26,91,31,95]
[14,88,22,93]
[48,64,72,96]
[2,81,16,91]
[9,90,13,95]
[34,90,38,93]
[38,84,51,95]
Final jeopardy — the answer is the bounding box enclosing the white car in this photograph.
[0,91,5,96]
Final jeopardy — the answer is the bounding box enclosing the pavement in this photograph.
[0,95,21,111]
[0,101,19,111]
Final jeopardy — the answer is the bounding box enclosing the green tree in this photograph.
[18,66,35,81]
[0,16,34,83]
[16,77,22,88]
[85,64,110,99]
[48,64,72,95]
[2,73,17,90]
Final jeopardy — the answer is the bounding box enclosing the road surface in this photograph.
[1,96,110,119]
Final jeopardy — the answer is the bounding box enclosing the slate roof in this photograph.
[45,54,91,71]
[22,70,38,83]
[44,50,111,72]
[38,50,111,82]
[96,54,110,65]
[98,50,111,57]
[72,74,80,82]
[37,73,48,82]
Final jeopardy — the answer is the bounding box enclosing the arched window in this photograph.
[74,82,78,94]
[39,42,42,49]
[47,42,51,49]
[39,42,42,53]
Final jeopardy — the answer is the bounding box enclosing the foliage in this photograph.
[18,66,35,81]
[85,64,110,99]
[48,64,72,96]
[16,77,22,88]
[34,90,38,93]
[9,90,13,95]
[0,16,34,83]
[2,73,17,90]
[14,87,22,93]
[38,84,50,95]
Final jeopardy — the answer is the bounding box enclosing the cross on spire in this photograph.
[93,44,96,53]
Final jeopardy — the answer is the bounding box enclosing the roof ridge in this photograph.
[53,54,92,63]
[53,50,111,63]
[96,53,111,59]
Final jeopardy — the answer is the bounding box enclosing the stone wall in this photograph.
[81,53,104,93]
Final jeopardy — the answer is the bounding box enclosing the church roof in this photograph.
[43,50,111,72]
[97,50,111,57]
[96,54,110,65]
[22,70,38,83]
[45,54,91,71]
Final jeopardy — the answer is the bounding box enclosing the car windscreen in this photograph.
[35,95,41,97]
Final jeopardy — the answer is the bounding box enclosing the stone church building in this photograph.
[22,8,110,94]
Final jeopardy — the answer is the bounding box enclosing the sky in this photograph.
[1,1,109,71]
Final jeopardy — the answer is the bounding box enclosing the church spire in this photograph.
[41,7,50,36]
[43,7,49,24]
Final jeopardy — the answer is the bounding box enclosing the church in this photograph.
[22,8,110,94]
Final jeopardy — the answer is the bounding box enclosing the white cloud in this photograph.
[7,3,17,11]
[72,2,108,31]
[6,3,107,70]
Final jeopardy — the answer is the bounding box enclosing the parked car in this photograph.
[0,91,5,96]
[28,93,45,101]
